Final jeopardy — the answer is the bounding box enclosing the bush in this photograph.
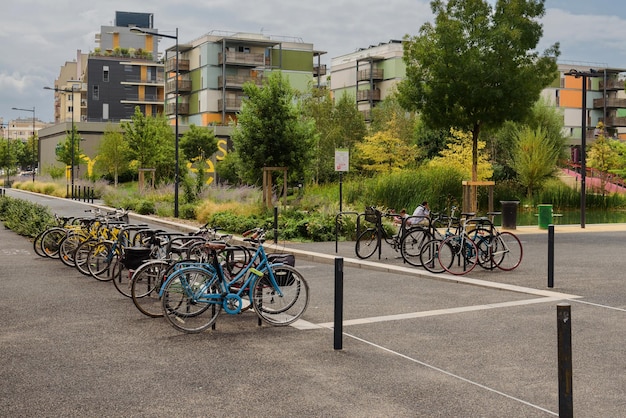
[135,199,156,215]
[0,196,55,238]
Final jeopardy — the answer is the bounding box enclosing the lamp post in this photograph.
[130,26,180,217]
[564,69,604,228]
[44,86,76,198]
[12,106,36,182]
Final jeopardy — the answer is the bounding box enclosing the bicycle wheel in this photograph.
[161,267,222,333]
[472,230,498,270]
[131,259,171,318]
[494,231,523,271]
[252,265,309,326]
[58,233,84,267]
[112,257,147,298]
[40,227,67,258]
[400,227,430,267]
[87,241,117,281]
[438,235,478,276]
[33,229,49,258]
[74,239,97,276]
[355,228,379,259]
[419,238,445,273]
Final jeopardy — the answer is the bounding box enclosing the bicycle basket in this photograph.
[268,253,296,286]
[364,206,381,224]
[122,247,153,270]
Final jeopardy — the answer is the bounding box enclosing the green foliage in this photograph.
[120,106,176,183]
[231,72,316,185]
[512,126,560,197]
[180,124,218,163]
[94,124,132,186]
[398,0,560,180]
[0,196,55,238]
[135,199,156,215]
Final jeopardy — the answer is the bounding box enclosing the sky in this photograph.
[2,0,626,123]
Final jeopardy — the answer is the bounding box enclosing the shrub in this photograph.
[0,196,55,238]
[135,199,156,215]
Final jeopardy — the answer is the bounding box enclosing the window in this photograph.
[93,85,99,100]
[102,103,109,120]
[103,66,109,82]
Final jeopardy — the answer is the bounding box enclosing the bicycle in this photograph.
[437,215,480,276]
[416,206,462,273]
[355,206,425,260]
[400,208,456,268]
[465,214,523,271]
[159,228,309,333]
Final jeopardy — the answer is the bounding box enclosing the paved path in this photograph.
[1,188,625,417]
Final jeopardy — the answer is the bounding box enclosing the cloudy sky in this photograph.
[2,0,626,123]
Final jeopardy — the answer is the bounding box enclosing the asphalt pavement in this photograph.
[1,188,624,417]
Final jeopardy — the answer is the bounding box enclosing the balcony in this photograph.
[218,97,243,112]
[314,64,327,77]
[599,79,625,90]
[123,75,165,85]
[165,58,190,73]
[219,51,267,67]
[357,69,384,82]
[605,116,626,127]
[122,94,163,104]
[166,102,189,115]
[166,79,192,93]
[218,75,263,89]
[357,89,381,102]
[593,98,626,108]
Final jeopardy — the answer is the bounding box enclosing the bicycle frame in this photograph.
[159,241,286,315]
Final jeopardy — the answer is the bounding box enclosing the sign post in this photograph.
[335,148,349,213]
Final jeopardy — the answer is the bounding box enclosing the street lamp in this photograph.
[130,26,180,217]
[44,86,76,198]
[12,106,36,182]
[564,69,604,228]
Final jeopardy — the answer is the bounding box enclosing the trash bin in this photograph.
[500,201,519,230]
[537,204,553,229]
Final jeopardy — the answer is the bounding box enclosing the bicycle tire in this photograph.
[471,230,498,270]
[131,259,171,317]
[74,239,97,276]
[494,231,523,271]
[252,265,309,326]
[419,238,445,273]
[87,241,117,281]
[33,229,49,258]
[400,227,430,267]
[161,267,222,333]
[58,232,85,267]
[438,235,478,276]
[40,227,67,258]
[355,228,379,259]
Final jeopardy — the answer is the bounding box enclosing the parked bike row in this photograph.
[354,205,523,276]
[33,209,309,333]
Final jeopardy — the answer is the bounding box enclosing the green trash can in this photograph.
[537,204,553,229]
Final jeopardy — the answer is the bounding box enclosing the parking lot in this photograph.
[1,189,624,417]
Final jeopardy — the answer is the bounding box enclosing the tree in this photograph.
[587,131,621,196]
[55,124,86,172]
[511,126,559,197]
[398,0,559,183]
[121,106,176,183]
[428,128,493,180]
[231,72,315,185]
[94,124,131,186]
[179,124,218,196]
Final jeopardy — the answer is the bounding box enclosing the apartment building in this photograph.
[330,40,405,121]
[154,30,322,127]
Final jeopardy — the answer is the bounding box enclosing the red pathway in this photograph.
[561,168,626,194]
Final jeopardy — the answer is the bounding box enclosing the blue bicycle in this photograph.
[159,228,309,333]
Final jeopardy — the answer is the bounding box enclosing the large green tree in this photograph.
[231,72,315,185]
[398,0,560,182]
[121,106,176,182]
[94,124,131,186]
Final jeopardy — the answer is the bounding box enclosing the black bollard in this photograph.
[273,206,278,244]
[548,224,554,288]
[334,258,343,350]
[557,303,573,417]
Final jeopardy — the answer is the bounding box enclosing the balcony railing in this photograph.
[356,89,381,102]
[165,58,190,73]
[123,94,162,103]
[123,76,165,85]
[593,98,626,108]
[314,64,327,77]
[166,102,189,115]
[166,79,192,93]
[357,69,384,82]
[218,75,263,89]
[599,79,626,90]
[605,116,626,127]
[218,98,243,112]
[219,52,267,66]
